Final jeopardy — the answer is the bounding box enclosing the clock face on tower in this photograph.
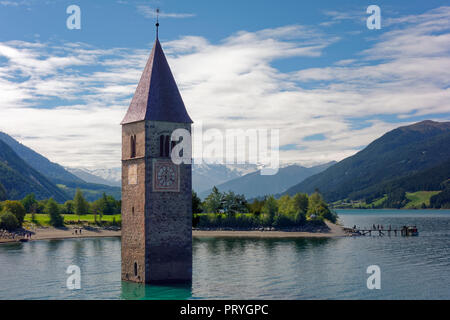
[153,160,180,192]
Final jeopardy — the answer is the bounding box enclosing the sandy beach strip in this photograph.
[193,221,346,238]
[0,227,121,243]
[1,221,345,243]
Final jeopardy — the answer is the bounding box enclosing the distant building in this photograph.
[120,30,193,283]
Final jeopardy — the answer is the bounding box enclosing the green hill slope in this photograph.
[0,132,83,185]
[0,140,69,202]
[285,120,450,202]
[354,158,450,203]
[0,132,121,201]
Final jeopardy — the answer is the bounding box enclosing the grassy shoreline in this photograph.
[1,220,346,244]
[23,213,121,227]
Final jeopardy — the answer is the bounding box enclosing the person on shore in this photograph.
[75,229,78,235]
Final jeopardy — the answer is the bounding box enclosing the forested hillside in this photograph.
[285,121,450,205]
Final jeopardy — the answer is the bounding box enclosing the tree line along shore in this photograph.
[192,187,338,231]
[1,187,339,241]
[0,189,121,232]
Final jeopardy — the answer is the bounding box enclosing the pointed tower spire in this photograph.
[121,25,193,125]
[155,8,159,39]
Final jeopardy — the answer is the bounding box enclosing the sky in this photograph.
[0,0,449,169]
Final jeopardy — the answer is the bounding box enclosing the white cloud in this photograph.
[0,7,449,169]
[137,5,195,19]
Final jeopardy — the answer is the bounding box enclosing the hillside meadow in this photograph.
[24,213,121,227]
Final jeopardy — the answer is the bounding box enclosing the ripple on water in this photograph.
[1,210,450,299]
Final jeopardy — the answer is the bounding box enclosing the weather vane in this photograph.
[156,8,160,39]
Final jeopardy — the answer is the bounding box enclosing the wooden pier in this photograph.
[343,225,419,237]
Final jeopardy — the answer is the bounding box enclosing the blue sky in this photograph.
[0,0,449,168]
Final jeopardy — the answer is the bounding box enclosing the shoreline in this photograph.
[0,221,345,243]
[0,227,121,244]
[193,221,345,238]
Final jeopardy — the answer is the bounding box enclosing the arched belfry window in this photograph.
[130,135,136,158]
[159,134,173,157]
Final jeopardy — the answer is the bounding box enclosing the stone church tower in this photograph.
[120,33,193,283]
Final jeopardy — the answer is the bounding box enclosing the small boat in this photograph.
[19,238,29,242]
[401,226,419,236]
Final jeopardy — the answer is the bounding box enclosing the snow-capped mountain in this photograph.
[192,163,259,193]
[67,163,259,192]
[66,167,121,187]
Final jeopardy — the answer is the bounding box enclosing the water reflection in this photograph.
[1,210,450,299]
[121,281,192,300]
[194,237,331,255]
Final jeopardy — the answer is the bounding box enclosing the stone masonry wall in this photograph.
[121,121,147,283]
[145,120,192,283]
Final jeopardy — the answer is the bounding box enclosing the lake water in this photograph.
[1,209,450,300]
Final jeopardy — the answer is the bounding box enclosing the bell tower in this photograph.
[120,25,193,283]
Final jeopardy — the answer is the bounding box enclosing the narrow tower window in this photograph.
[159,135,164,157]
[134,262,138,277]
[130,135,136,158]
[164,135,170,157]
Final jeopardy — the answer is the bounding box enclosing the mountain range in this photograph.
[66,167,121,187]
[1,120,449,208]
[0,132,121,202]
[0,139,68,202]
[285,120,450,206]
[199,162,336,199]
[67,163,260,192]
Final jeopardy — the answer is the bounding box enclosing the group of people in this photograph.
[72,228,83,235]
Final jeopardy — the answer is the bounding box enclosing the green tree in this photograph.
[222,191,248,216]
[99,193,115,215]
[430,186,450,208]
[291,193,309,214]
[261,195,278,223]
[192,191,202,214]
[0,211,20,230]
[36,199,47,213]
[61,200,74,214]
[74,188,88,221]
[1,200,26,226]
[307,192,336,222]
[277,195,293,215]
[383,188,408,208]
[247,198,265,215]
[203,186,223,213]
[45,198,64,227]
[90,200,102,223]
[21,193,37,213]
